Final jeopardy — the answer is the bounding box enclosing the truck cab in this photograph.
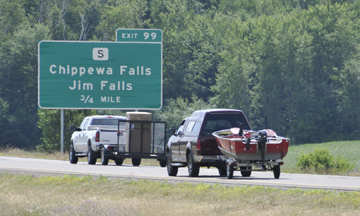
[69,115,126,164]
[166,109,251,177]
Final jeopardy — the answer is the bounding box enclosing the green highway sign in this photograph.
[38,41,162,109]
[116,29,162,43]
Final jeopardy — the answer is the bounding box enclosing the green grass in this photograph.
[283,140,360,175]
[0,173,360,216]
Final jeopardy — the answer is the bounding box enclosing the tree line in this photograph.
[1,0,360,151]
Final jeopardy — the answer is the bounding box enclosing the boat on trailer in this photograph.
[212,124,289,179]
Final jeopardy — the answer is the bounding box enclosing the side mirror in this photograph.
[168,128,175,135]
[69,126,81,132]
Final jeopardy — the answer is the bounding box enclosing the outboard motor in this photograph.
[238,123,243,136]
[258,130,267,144]
[257,130,267,169]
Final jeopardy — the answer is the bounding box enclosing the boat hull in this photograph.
[213,130,289,162]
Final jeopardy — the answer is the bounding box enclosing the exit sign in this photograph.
[116,29,162,43]
[38,41,162,110]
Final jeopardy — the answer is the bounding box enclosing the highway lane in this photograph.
[0,156,359,191]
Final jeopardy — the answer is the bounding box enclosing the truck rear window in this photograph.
[91,119,124,126]
[201,113,250,135]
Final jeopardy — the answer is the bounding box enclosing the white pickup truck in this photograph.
[69,115,127,165]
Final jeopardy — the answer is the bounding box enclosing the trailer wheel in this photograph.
[87,144,97,165]
[159,159,167,167]
[69,143,78,164]
[227,163,234,179]
[240,166,252,177]
[100,148,109,165]
[187,152,199,177]
[273,165,280,179]
[132,158,141,166]
[115,158,123,166]
[167,153,178,176]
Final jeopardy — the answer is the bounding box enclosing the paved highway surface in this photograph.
[0,156,359,191]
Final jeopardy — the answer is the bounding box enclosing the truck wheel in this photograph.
[159,159,167,167]
[227,163,234,179]
[69,143,78,164]
[167,153,178,176]
[240,166,252,177]
[115,158,123,166]
[132,158,141,166]
[218,166,227,176]
[87,145,97,165]
[101,148,109,165]
[187,152,199,177]
[273,165,280,179]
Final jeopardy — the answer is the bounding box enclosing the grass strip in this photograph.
[0,173,359,215]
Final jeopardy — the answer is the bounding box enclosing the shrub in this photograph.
[296,147,354,175]
[37,109,96,152]
[333,156,355,175]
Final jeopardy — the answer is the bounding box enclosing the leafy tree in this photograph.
[37,109,96,152]
[150,0,197,100]
[0,0,26,38]
[0,23,50,149]
[153,95,215,133]
[211,15,254,114]
[2,0,360,151]
[211,2,360,144]
[150,0,222,102]
[337,46,360,140]
[95,0,150,41]
[0,98,10,148]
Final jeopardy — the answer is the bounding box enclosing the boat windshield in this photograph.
[201,112,250,135]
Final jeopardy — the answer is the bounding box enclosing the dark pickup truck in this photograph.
[166,109,251,177]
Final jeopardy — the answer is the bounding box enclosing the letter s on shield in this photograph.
[93,48,109,61]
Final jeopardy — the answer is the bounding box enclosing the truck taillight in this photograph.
[196,139,201,154]
[95,131,100,142]
[197,140,201,150]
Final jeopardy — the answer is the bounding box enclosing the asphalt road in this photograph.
[0,156,359,191]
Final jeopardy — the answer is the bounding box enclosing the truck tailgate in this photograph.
[99,130,126,145]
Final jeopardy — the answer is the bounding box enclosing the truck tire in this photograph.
[115,158,123,165]
[69,143,78,164]
[101,148,109,165]
[87,144,97,165]
[132,158,141,166]
[218,164,227,176]
[167,153,178,176]
[187,152,200,177]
